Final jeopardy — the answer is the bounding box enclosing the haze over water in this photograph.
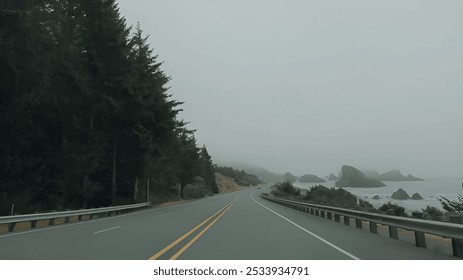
[294,177,463,213]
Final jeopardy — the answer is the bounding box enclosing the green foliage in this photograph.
[0,0,218,215]
[421,206,443,220]
[378,202,406,216]
[182,176,212,199]
[303,185,357,207]
[358,199,374,208]
[438,195,463,213]
[214,166,263,186]
[270,182,300,197]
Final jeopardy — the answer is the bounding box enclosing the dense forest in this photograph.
[0,0,217,215]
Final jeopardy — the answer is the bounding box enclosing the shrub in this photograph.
[270,182,300,197]
[183,176,212,199]
[183,184,205,199]
[422,206,443,220]
[379,202,406,216]
[438,195,463,213]
[303,185,357,207]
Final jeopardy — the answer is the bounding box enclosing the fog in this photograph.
[118,0,463,178]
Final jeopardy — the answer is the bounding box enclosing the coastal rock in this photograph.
[372,195,380,200]
[283,172,298,184]
[411,193,423,200]
[335,165,386,188]
[406,174,425,181]
[391,188,410,200]
[299,174,326,183]
[328,173,338,181]
[362,169,381,179]
[379,170,425,181]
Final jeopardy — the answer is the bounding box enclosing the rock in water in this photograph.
[411,193,423,200]
[299,174,326,183]
[283,172,298,183]
[328,173,338,181]
[391,188,410,200]
[335,165,385,188]
[379,170,425,181]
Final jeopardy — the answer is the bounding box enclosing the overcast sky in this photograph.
[117,0,463,178]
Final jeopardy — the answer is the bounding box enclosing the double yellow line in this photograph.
[149,197,238,260]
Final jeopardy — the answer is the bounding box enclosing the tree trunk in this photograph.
[111,140,117,205]
[133,177,139,202]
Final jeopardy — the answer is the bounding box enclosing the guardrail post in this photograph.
[334,214,340,223]
[344,216,350,226]
[64,216,70,223]
[8,222,16,232]
[452,238,463,258]
[320,211,325,218]
[369,222,377,234]
[31,220,37,229]
[355,218,362,229]
[49,218,55,226]
[327,212,332,220]
[315,210,319,216]
[415,232,427,248]
[310,209,315,215]
[78,215,83,221]
[388,226,398,239]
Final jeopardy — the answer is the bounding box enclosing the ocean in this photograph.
[293,177,463,213]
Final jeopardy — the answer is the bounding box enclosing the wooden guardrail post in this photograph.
[320,211,325,218]
[327,212,332,220]
[415,231,427,248]
[388,226,398,239]
[355,218,362,229]
[369,222,378,234]
[343,216,350,226]
[8,222,16,232]
[334,214,340,223]
[49,218,55,226]
[64,216,70,223]
[31,220,38,229]
[452,238,463,258]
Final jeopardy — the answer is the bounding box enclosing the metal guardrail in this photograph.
[0,202,151,232]
[262,195,463,258]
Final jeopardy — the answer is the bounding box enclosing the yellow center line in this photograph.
[169,199,237,260]
[148,197,237,260]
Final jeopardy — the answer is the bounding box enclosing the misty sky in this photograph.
[117,0,463,178]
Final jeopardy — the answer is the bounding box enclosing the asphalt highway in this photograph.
[0,183,457,259]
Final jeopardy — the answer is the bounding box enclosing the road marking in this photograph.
[93,225,122,234]
[149,196,238,260]
[169,199,237,260]
[0,190,246,239]
[250,192,360,260]
[160,212,175,217]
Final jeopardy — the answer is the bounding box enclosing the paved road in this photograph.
[0,183,457,259]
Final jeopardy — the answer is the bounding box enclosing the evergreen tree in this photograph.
[0,0,221,215]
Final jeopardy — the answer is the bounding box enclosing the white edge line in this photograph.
[251,192,361,260]
[93,225,122,234]
[160,212,175,217]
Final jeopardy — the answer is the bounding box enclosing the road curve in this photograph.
[0,183,457,259]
